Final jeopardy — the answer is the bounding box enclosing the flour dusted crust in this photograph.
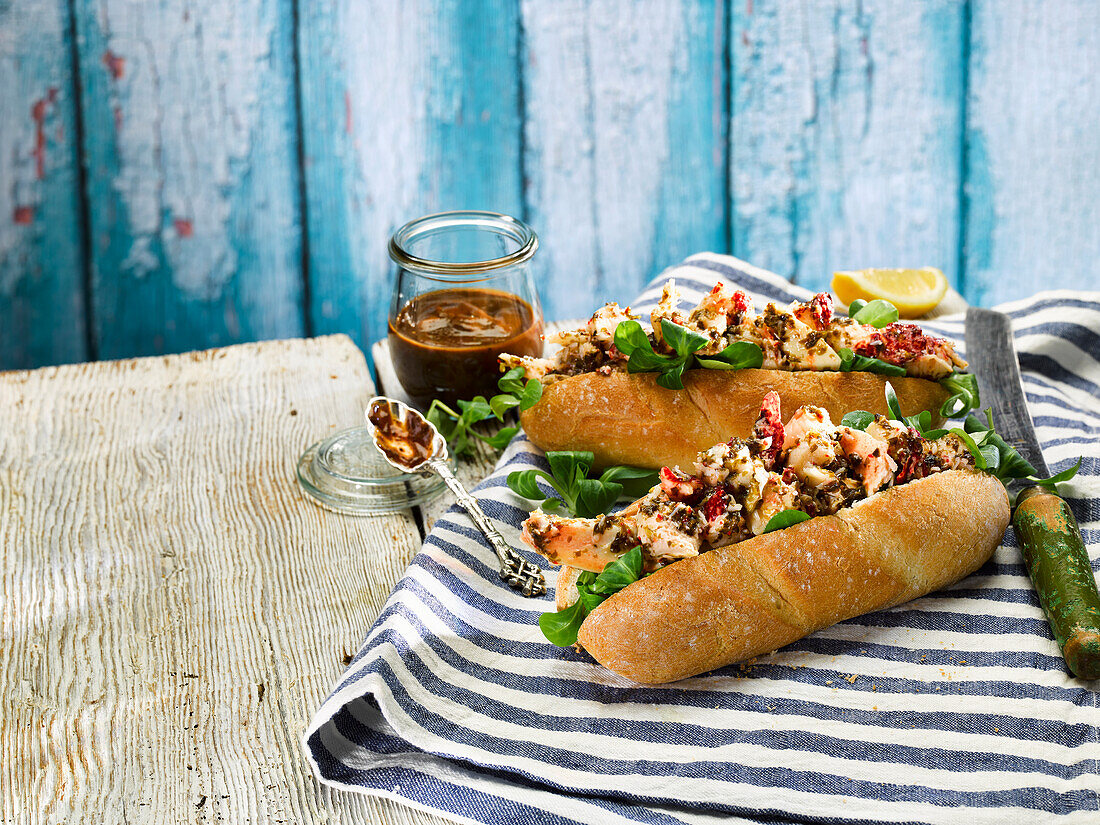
[574,469,1009,684]
[520,369,951,470]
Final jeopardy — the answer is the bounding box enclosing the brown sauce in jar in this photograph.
[388,287,542,405]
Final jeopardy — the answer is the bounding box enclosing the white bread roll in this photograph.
[574,469,1009,683]
[555,566,583,611]
[520,368,950,470]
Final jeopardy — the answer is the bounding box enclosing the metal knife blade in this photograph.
[964,307,1049,479]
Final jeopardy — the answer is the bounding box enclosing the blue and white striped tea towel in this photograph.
[306,253,1100,825]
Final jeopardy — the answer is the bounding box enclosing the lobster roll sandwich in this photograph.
[522,391,1009,684]
[504,282,976,470]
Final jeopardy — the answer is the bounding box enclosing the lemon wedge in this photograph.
[831,267,948,319]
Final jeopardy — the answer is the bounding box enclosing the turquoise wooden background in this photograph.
[2,0,1098,370]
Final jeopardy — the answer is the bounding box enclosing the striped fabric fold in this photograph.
[305,253,1100,825]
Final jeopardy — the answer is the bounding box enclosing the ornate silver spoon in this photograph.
[364,396,546,597]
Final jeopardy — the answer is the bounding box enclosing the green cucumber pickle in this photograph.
[1014,486,1100,680]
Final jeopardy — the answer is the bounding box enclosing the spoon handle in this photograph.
[429,459,546,597]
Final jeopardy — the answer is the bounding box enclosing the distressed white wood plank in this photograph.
[732,0,966,292]
[0,335,455,824]
[964,0,1100,305]
[521,0,726,321]
[0,0,87,368]
[73,0,305,359]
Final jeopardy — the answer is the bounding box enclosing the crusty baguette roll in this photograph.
[556,566,583,611]
[521,369,950,470]
[573,469,1009,684]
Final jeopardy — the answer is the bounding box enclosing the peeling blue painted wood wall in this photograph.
[2,0,1098,370]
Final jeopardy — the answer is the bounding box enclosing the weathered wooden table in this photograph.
[0,334,499,825]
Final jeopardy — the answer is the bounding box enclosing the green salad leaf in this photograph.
[614,319,763,389]
[1034,460,1084,490]
[958,411,1082,490]
[837,385,1078,492]
[507,451,659,519]
[426,396,493,457]
[840,410,876,430]
[588,546,645,594]
[597,464,662,498]
[660,319,710,358]
[695,340,765,371]
[939,372,980,419]
[901,408,948,439]
[613,319,709,390]
[538,599,587,647]
[762,509,812,533]
[852,299,900,329]
[427,368,544,457]
[837,347,907,376]
[539,548,646,646]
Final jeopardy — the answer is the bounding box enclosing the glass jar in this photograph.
[387,211,544,407]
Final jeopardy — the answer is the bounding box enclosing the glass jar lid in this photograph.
[296,426,449,515]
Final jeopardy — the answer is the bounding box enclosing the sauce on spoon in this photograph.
[367,399,436,470]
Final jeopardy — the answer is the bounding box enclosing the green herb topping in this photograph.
[850,298,900,328]
[837,347,907,376]
[938,372,980,419]
[956,410,1082,490]
[426,367,543,457]
[507,450,658,519]
[842,383,1080,491]
[762,509,812,533]
[613,319,762,390]
[538,547,645,646]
